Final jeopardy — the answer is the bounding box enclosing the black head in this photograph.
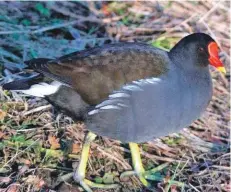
[169,33,225,73]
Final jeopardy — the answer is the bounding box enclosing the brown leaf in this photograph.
[48,135,60,150]
[25,176,45,190]
[170,185,178,192]
[102,4,110,16]
[25,175,40,184]
[0,110,6,121]
[221,182,231,192]
[19,165,29,175]
[5,183,19,192]
[72,143,80,154]
[0,132,5,139]
[58,183,81,192]
[23,159,31,165]
[38,179,45,189]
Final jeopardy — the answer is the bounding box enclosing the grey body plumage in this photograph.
[87,56,212,142]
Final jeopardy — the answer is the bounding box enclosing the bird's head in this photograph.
[170,33,226,74]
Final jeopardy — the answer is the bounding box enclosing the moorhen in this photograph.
[1,33,226,191]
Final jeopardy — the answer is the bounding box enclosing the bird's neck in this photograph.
[168,48,210,78]
[168,46,191,69]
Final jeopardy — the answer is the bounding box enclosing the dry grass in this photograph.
[0,2,230,192]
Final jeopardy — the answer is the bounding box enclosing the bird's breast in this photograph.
[86,68,213,143]
[120,70,213,142]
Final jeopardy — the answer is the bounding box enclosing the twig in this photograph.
[22,104,52,116]
[31,21,81,34]
[189,183,201,192]
[199,1,221,23]
[0,18,101,35]
[0,30,30,35]
[211,165,231,171]
[96,146,131,170]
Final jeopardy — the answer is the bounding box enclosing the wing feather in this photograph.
[86,77,169,143]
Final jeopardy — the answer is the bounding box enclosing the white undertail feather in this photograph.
[14,81,62,97]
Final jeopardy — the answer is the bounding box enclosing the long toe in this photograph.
[73,171,120,192]
[143,162,169,181]
[120,170,151,187]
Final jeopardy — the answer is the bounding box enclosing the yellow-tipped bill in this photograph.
[208,42,226,75]
[217,66,226,74]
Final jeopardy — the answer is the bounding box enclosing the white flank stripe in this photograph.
[95,99,119,109]
[123,85,143,91]
[117,103,129,107]
[88,109,99,115]
[109,92,130,98]
[100,105,121,110]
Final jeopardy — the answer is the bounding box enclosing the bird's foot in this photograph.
[73,132,119,192]
[121,143,184,190]
[120,162,184,190]
[120,163,169,188]
[73,173,119,192]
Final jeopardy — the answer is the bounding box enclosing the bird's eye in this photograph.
[199,47,204,52]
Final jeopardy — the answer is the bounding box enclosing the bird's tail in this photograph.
[1,59,62,97]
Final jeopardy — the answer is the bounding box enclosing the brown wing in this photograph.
[29,42,169,105]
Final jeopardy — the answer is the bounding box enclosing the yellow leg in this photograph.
[73,132,119,192]
[74,132,96,183]
[120,142,173,190]
[121,142,151,187]
[120,143,185,190]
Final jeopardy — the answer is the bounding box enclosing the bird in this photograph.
[1,33,226,191]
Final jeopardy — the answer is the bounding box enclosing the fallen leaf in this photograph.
[170,185,177,192]
[24,175,45,190]
[48,135,60,149]
[5,183,19,192]
[25,175,40,184]
[23,159,31,165]
[103,172,114,184]
[19,165,29,175]
[72,143,80,154]
[94,176,103,184]
[0,176,11,183]
[0,110,6,121]
[43,149,63,159]
[38,179,45,188]
[221,182,231,192]
[0,132,5,139]
[58,183,81,192]
[0,167,10,174]
[102,4,110,16]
